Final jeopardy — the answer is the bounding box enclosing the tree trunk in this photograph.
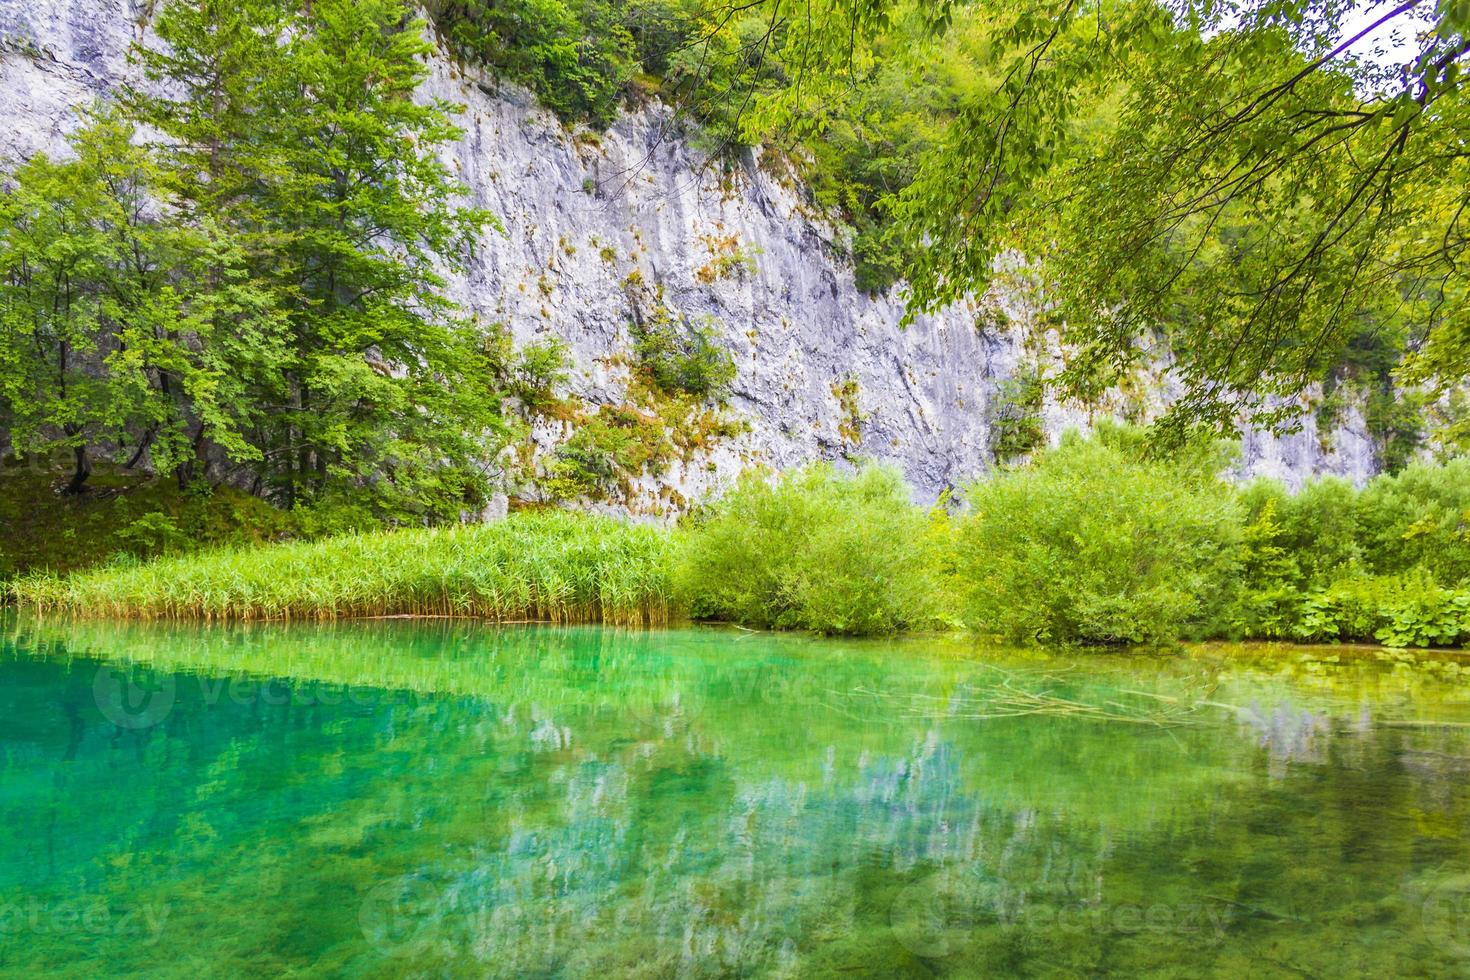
[176,423,212,490]
[124,427,156,470]
[63,443,91,496]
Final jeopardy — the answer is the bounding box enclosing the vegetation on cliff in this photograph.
[421,1,1467,463]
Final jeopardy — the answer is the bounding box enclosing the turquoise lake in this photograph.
[2,615,1470,976]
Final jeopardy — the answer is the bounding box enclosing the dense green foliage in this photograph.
[0,455,309,582]
[0,0,562,522]
[12,435,1470,645]
[957,432,1242,645]
[13,510,674,625]
[958,435,1470,647]
[0,115,257,496]
[675,463,952,634]
[428,0,657,128]
[1226,458,1470,645]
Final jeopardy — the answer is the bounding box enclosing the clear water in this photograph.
[2,615,1470,977]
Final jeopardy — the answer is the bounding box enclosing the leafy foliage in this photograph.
[1357,457,1470,582]
[1295,570,1470,648]
[685,0,1467,442]
[676,462,953,634]
[1213,458,1470,642]
[631,311,737,400]
[547,406,669,499]
[13,420,1470,646]
[428,0,641,129]
[956,430,1242,645]
[0,114,284,494]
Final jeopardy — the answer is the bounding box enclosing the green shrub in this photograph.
[1221,490,1306,639]
[547,409,665,499]
[676,462,952,635]
[1357,458,1470,582]
[1295,569,1470,648]
[1267,477,1368,580]
[632,312,737,401]
[1293,574,1389,644]
[956,432,1241,646]
[1226,461,1470,645]
[115,512,192,555]
[1221,477,1368,637]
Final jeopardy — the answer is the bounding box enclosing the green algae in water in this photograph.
[2,617,1470,977]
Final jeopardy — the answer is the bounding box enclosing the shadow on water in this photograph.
[2,613,1470,977]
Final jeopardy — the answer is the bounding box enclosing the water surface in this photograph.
[2,616,1470,976]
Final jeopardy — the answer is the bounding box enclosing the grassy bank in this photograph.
[13,511,674,626]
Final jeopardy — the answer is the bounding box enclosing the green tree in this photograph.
[0,130,127,493]
[120,0,516,519]
[124,0,292,234]
[2,0,543,519]
[257,0,503,516]
[700,0,1468,439]
[118,0,300,487]
[0,115,285,493]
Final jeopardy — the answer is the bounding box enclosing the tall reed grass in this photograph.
[12,511,676,625]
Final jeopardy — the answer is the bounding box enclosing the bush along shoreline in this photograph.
[12,427,1470,649]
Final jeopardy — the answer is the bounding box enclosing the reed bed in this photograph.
[12,511,677,625]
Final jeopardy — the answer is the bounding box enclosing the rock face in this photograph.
[0,0,1383,512]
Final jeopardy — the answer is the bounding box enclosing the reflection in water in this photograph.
[0,616,1469,977]
[1233,699,1331,769]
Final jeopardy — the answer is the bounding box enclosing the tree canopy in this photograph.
[424,0,1465,443]
[685,0,1469,440]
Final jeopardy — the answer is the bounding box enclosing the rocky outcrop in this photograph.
[0,0,1384,514]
